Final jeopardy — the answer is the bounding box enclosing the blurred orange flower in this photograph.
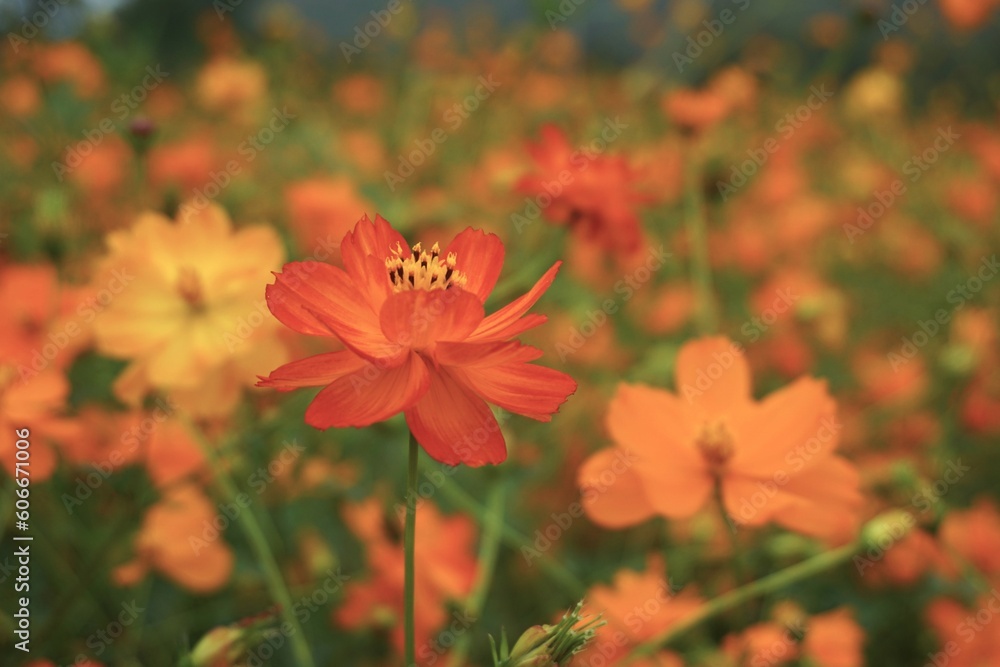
[579,337,862,541]
[335,499,477,656]
[196,57,267,115]
[114,483,234,593]
[92,203,288,417]
[940,497,1000,577]
[516,124,650,260]
[258,214,576,466]
[585,555,703,664]
[284,176,373,259]
[801,609,864,667]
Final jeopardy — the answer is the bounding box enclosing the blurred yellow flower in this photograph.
[91,203,288,417]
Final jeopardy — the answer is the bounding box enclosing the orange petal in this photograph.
[578,447,657,528]
[443,227,504,303]
[266,261,387,359]
[305,352,429,429]
[467,262,561,342]
[339,214,404,310]
[258,349,367,390]
[438,340,575,420]
[606,384,712,518]
[379,288,484,349]
[405,370,506,466]
[770,458,862,541]
[674,336,751,414]
[729,377,838,478]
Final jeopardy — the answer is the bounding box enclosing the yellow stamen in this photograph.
[696,419,734,472]
[386,241,468,293]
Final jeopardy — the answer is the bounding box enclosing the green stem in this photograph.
[181,416,316,667]
[434,475,586,598]
[447,479,507,667]
[683,153,717,335]
[624,540,860,661]
[405,432,420,667]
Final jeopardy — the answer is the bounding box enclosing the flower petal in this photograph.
[728,377,838,478]
[405,370,506,466]
[606,383,713,518]
[443,227,504,303]
[578,448,657,528]
[380,288,484,350]
[675,336,752,415]
[304,352,429,429]
[441,341,575,421]
[467,262,561,342]
[257,349,368,390]
[266,261,392,361]
[340,214,404,310]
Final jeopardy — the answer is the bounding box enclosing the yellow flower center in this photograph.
[385,241,468,293]
[696,419,734,472]
[176,266,206,310]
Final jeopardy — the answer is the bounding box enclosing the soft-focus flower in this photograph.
[801,609,864,667]
[258,214,576,466]
[114,483,234,593]
[579,337,862,541]
[940,497,1000,577]
[91,203,288,417]
[335,499,477,655]
[196,57,268,115]
[516,124,650,261]
[283,177,373,258]
[584,555,703,665]
[926,595,1000,667]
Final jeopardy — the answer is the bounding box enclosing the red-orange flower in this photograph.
[516,124,650,260]
[579,337,862,541]
[258,214,575,466]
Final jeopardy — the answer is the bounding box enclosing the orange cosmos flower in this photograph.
[113,483,234,593]
[258,214,576,466]
[516,124,650,261]
[584,555,702,665]
[579,337,862,542]
[335,499,477,655]
[91,203,288,417]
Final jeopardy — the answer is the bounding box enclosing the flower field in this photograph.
[1,1,1000,666]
